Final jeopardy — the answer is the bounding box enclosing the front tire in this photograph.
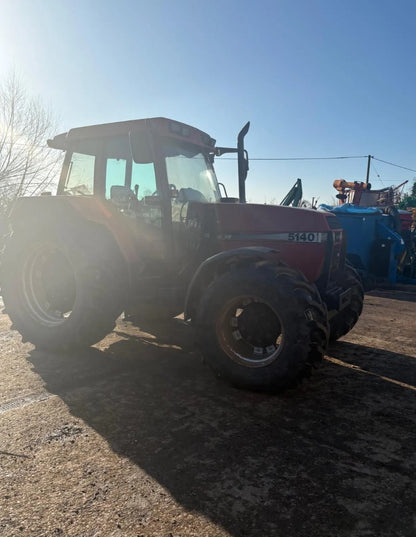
[1,224,126,350]
[328,264,364,342]
[195,264,328,392]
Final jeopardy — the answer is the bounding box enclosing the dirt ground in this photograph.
[0,288,416,537]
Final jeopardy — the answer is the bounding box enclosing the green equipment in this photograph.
[281,178,303,207]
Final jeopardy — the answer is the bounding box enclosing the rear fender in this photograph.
[184,246,281,321]
[7,196,134,288]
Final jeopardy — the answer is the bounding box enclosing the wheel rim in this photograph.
[216,296,284,368]
[21,245,76,326]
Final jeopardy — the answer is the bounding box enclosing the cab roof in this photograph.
[47,117,216,151]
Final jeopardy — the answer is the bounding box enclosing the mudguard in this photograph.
[5,196,135,287]
[184,246,281,321]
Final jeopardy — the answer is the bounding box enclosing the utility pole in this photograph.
[366,155,372,183]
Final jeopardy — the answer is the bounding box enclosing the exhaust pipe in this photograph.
[237,122,250,203]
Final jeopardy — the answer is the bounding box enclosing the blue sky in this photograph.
[0,0,415,204]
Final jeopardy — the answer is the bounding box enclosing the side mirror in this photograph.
[129,129,154,164]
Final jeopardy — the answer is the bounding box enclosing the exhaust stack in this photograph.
[237,122,250,203]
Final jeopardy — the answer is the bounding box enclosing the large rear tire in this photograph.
[1,224,126,350]
[328,264,364,342]
[195,264,328,392]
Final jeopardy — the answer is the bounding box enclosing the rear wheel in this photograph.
[1,225,126,350]
[195,264,328,392]
[328,264,364,342]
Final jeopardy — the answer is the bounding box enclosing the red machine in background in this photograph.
[333,179,409,208]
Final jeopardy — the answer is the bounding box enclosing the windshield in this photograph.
[163,141,220,203]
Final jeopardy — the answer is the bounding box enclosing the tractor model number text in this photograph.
[288,232,325,243]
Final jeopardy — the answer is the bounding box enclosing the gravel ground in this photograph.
[0,289,416,537]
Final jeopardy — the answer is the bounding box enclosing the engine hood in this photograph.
[194,202,337,235]
[184,202,342,283]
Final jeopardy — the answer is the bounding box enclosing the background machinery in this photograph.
[321,179,416,287]
[280,178,303,207]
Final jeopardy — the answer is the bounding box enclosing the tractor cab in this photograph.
[51,118,223,207]
[49,119,230,264]
[48,118,251,278]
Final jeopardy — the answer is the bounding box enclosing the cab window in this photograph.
[132,162,157,200]
[106,158,127,199]
[104,135,157,200]
[64,152,95,195]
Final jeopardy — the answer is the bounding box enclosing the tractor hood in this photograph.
[190,202,338,236]
[185,202,342,282]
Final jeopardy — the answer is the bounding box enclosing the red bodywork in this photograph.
[187,202,342,283]
[56,198,342,284]
[399,211,413,232]
[63,197,144,265]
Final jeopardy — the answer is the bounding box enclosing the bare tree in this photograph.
[0,73,62,215]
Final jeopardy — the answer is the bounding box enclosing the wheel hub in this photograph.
[217,297,284,368]
[22,246,76,326]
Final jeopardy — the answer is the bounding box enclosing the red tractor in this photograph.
[0,118,363,392]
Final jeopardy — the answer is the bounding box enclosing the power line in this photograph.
[370,179,411,183]
[251,155,368,161]
[220,155,368,161]
[372,157,416,174]
[371,161,385,187]
[219,154,416,177]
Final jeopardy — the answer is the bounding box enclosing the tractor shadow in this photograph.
[326,340,416,388]
[28,320,416,537]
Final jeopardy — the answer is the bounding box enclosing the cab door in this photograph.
[105,154,167,264]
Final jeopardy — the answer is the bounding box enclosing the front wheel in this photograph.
[195,264,328,392]
[328,264,364,342]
